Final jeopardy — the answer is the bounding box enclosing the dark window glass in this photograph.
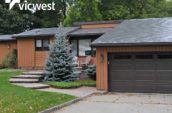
[114,55,131,59]
[135,55,153,59]
[35,39,49,51]
[43,39,50,50]
[158,55,172,59]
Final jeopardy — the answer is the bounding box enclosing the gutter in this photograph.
[91,42,172,47]
[12,28,80,39]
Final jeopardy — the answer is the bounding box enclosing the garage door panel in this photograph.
[156,72,172,81]
[133,84,156,92]
[109,53,172,93]
[156,61,172,70]
[111,63,133,70]
[134,71,155,80]
[111,80,133,83]
[156,85,172,93]
[155,82,172,85]
[134,61,155,70]
[109,82,133,92]
[111,65,133,70]
[110,83,156,92]
[134,80,155,83]
[110,71,133,80]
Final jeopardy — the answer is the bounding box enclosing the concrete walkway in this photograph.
[10,70,49,89]
[56,93,172,113]
[13,83,50,89]
[38,87,98,98]
[11,70,99,98]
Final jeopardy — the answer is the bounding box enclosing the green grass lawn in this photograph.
[0,69,76,113]
[45,79,96,89]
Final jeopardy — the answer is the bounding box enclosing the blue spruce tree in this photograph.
[44,28,78,82]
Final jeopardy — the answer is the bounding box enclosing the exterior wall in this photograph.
[96,46,172,91]
[35,37,54,69]
[17,38,35,69]
[17,36,54,69]
[81,24,118,29]
[0,41,17,65]
[17,36,97,69]
[35,51,48,69]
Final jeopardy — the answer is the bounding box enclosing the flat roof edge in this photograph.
[73,20,123,26]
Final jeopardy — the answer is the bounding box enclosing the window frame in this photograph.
[70,38,96,57]
[78,39,92,57]
[35,38,50,51]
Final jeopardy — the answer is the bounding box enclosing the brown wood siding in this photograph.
[35,51,48,69]
[81,24,118,29]
[17,38,35,69]
[96,48,108,90]
[17,36,54,69]
[34,37,54,69]
[0,41,17,65]
[96,45,172,91]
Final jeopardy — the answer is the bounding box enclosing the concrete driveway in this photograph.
[56,93,172,113]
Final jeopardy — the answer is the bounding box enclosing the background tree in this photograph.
[64,0,102,26]
[0,0,171,33]
[99,0,170,20]
[0,0,70,34]
[31,0,65,28]
[0,0,37,34]
[44,29,78,82]
[166,0,172,17]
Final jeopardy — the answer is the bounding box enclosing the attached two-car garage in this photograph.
[108,52,172,93]
[92,18,172,93]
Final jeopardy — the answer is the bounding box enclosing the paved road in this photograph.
[55,93,172,113]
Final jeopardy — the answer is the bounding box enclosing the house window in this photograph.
[71,40,77,56]
[70,39,96,57]
[35,39,50,51]
[43,39,49,50]
[79,39,91,56]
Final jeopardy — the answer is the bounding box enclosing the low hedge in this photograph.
[45,79,96,89]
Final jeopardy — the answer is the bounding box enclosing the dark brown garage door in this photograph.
[108,52,172,93]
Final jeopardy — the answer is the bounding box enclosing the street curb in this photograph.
[39,91,106,113]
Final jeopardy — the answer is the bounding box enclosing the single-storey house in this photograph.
[91,17,172,93]
[1,17,172,93]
